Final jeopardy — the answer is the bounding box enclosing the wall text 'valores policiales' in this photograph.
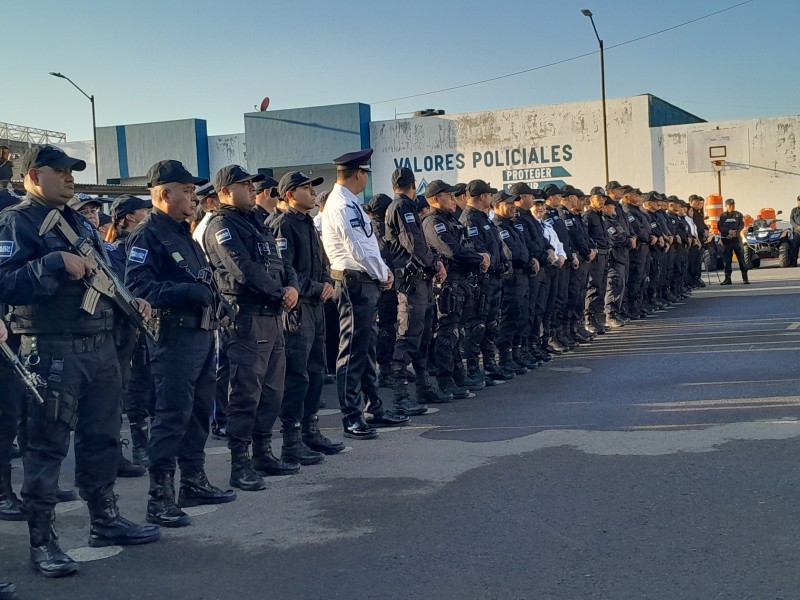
[393,144,574,173]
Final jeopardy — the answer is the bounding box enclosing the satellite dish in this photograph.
[259,97,270,111]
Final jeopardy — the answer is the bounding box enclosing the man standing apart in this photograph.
[717,198,748,285]
[272,172,345,458]
[0,145,159,577]
[126,160,236,527]
[321,150,408,440]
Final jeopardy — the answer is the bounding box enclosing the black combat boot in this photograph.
[178,468,236,507]
[437,377,472,399]
[416,373,454,403]
[463,360,488,390]
[547,328,568,354]
[514,346,538,370]
[230,448,268,490]
[378,365,394,389]
[742,270,749,284]
[720,274,732,285]
[0,466,23,522]
[500,348,527,375]
[484,355,514,380]
[281,422,325,466]
[0,582,16,599]
[117,439,146,478]
[302,415,346,455]
[146,471,190,527]
[251,437,299,477]
[28,511,79,578]
[558,325,577,349]
[88,494,161,547]
[391,368,429,415]
[571,322,591,343]
[606,313,626,328]
[129,421,150,468]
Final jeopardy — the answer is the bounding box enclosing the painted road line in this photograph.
[680,378,800,387]
[787,322,800,330]
[639,397,800,408]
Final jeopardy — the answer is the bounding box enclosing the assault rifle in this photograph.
[38,210,157,343]
[1,341,45,405]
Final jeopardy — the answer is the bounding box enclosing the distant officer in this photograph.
[510,184,552,364]
[452,183,467,220]
[603,195,630,327]
[0,318,18,598]
[0,145,160,577]
[559,186,595,342]
[192,183,219,253]
[460,179,513,381]
[204,165,305,488]
[584,188,610,334]
[667,197,691,298]
[717,198,749,285]
[654,195,678,302]
[492,190,532,374]
[272,171,345,457]
[532,195,565,354]
[0,318,23,522]
[385,167,449,409]
[542,184,575,352]
[641,192,668,310]
[621,188,652,318]
[251,176,280,227]
[126,160,236,527]
[789,195,800,266]
[362,193,396,387]
[422,180,487,397]
[688,194,709,286]
[320,149,408,440]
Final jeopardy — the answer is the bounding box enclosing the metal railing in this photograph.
[0,122,66,144]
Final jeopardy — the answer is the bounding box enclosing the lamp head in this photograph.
[581,9,593,17]
[49,72,65,78]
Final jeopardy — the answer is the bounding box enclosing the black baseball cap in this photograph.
[196,182,217,200]
[147,160,207,188]
[278,171,324,198]
[254,176,279,193]
[332,149,373,171]
[98,212,112,227]
[590,186,606,196]
[490,190,515,206]
[212,164,265,193]
[452,183,467,196]
[67,194,102,211]
[725,198,735,205]
[467,179,497,197]
[643,191,660,203]
[603,198,617,206]
[542,183,562,198]
[606,180,623,191]
[416,195,430,212]
[364,193,392,218]
[391,167,415,189]
[508,182,536,198]
[688,194,703,202]
[20,144,86,176]
[425,179,459,198]
[560,184,585,198]
[110,195,152,222]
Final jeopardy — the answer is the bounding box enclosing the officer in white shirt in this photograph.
[191,183,219,253]
[320,149,408,440]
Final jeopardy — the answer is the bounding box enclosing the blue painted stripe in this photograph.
[195,120,209,179]
[116,126,128,179]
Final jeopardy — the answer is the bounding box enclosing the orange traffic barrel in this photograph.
[706,193,723,235]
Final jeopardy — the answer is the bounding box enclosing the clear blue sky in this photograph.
[4,0,796,142]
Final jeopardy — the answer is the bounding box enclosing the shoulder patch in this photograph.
[128,247,148,264]
[628,215,635,222]
[349,218,361,227]
[545,218,554,226]
[434,222,446,234]
[404,212,416,224]
[564,218,574,226]
[514,223,524,232]
[0,240,15,259]
[276,238,287,251]
[468,226,478,237]
[103,242,116,251]
[500,229,510,240]
[483,224,490,230]
[215,228,232,244]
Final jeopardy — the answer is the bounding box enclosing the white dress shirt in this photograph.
[192,212,213,254]
[536,215,566,259]
[321,183,390,282]
[684,215,698,238]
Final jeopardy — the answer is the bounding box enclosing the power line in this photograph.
[370,0,757,106]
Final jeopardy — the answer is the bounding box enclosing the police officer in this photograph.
[542,184,575,352]
[272,172,345,457]
[204,165,306,488]
[320,149,409,440]
[584,187,610,334]
[790,195,800,267]
[621,188,652,319]
[251,176,280,227]
[385,167,451,409]
[0,315,23,522]
[0,320,17,599]
[688,194,709,286]
[363,193,397,388]
[492,190,532,374]
[642,192,668,310]
[559,186,595,343]
[126,159,236,527]
[510,184,552,364]
[422,180,488,397]
[667,197,691,298]
[717,198,748,285]
[0,145,160,577]
[603,195,630,327]
[532,195,565,353]
[461,180,513,381]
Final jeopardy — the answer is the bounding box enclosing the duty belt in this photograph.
[29,332,109,354]
[330,269,379,284]
[236,303,281,317]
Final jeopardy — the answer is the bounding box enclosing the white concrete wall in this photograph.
[655,116,800,218]
[61,140,96,184]
[369,96,654,197]
[208,133,246,174]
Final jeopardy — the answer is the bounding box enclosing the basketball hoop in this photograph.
[711,159,726,173]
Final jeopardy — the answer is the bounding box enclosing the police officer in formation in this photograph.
[0,143,711,584]
[717,198,749,285]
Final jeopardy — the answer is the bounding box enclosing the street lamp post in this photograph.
[581,9,609,186]
[49,72,99,183]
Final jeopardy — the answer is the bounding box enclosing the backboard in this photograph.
[687,128,750,173]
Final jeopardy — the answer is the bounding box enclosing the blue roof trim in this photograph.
[116,125,128,180]
[195,120,209,179]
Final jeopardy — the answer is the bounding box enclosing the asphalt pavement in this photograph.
[3,264,800,599]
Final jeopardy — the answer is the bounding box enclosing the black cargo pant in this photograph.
[659,246,675,295]
[688,244,702,282]
[149,326,214,474]
[20,332,120,513]
[433,278,468,381]
[225,314,285,453]
[376,289,398,372]
[392,275,434,377]
[213,328,230,431]
[0,334,22,468]
[333,278,384,425]
[672,246,689,292]
[463,275,501,363]
[605,249,629,315]
[566,260,590,324]
[542,265,560,332]
[498,271,528,352]
[585,252,608,317]
[125,331,156,425]
[280,301,325,426]
[530,267,549,342]
[647,247,663,299]
[626,245,649,305]
[722,242,747,275]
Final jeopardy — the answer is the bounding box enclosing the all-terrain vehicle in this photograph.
[741,208,794,268]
